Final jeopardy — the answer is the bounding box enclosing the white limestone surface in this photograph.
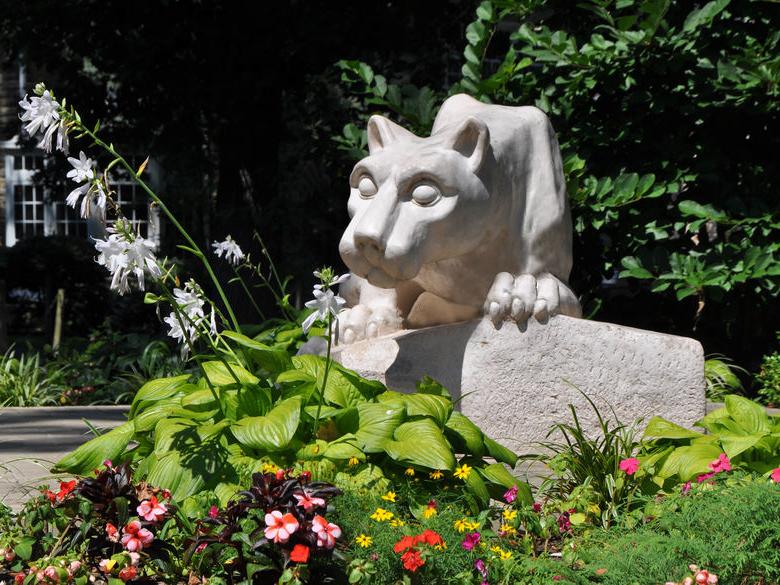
[333,316,705,454]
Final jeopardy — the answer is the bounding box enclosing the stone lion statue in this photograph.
[337,93,580,344]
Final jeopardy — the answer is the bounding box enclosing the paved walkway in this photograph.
[0,406,128,509]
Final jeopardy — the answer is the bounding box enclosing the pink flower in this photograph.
[67,561,81,575]
[106,522,119,542]
[475,558,487,577]
[43,567,58,583]
[681,481,692,494]
[195,543,208,553]
[770,468,780,483]
[121,520,154,552]
[264,510,299,543]
[619,457,640,475]
[709,454,731,473]
[311,514,341,549]
[137,496,167,523]
[696,472,715,483]
[293,490,326,512]
[208,505,219,519]
[503,485,518,503]
[128,553,140,567]
[118,566,137,582]
[532,501,542,513]
[461,532,481,551]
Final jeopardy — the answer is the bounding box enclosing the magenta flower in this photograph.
[619,457,640,475]
[137,495,167,523]
[208,505,219,519]
[709,453,731,473]
[532,501,542,513]
[681,481,692,494]
[475,558,487,577]
[293,490,326,512]
[771,468,780,483]
[462,532,481,551]
[503,485,518,503]
[697,472,716,483]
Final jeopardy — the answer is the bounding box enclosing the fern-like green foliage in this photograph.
[756,349,780,407]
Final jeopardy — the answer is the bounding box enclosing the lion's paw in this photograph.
[337,304,403,345]
[483,272,581,327]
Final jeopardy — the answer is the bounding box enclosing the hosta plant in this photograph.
[642,394,780,486]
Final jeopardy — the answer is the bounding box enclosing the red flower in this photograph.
[619,458,639,475]
[290,544,310,563]
[56,480,77,501]
[106,522,119,542]
[417,529,443,547]
[118,566,137,582]
[401,549,425,572]
[42,489,56,504]
[14,572,25,585]
[394,535,417,554]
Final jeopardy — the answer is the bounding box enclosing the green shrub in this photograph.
[756,351,780,407]
[704,355,745,403]
[0,346,65,407]
[575,479,780,585]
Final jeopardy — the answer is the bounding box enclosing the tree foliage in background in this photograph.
[335,0,780,373]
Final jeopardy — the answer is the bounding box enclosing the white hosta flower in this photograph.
[171,285,206,321]
[93,222,161,294]
[18,91,59,137]
[66,151,95,183]
[302,288,346,333]
[56,119,69,154]
[163,312,197,354]
[313,272,349,291]
[212,235,245,266]
[164,282,214,353]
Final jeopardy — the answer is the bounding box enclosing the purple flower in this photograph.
[475,558,487,577]
[532,501,542,513]
[503,485,518,503]
[462,532,481,551]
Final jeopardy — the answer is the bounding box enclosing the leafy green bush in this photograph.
[0,346,65,407]
[643,394,780,484]
[704,355,745,402]
[53,335,522,513]
[756,346,780,407]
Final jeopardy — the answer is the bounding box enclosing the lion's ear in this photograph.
[446,116,490,172]
[366,115,416,155]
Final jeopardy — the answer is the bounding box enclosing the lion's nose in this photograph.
[354,232,385,262]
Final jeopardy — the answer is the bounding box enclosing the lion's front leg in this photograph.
[336,276,414,344]
[483,272,581,326]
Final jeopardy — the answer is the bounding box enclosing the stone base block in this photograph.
[333,316,706,455]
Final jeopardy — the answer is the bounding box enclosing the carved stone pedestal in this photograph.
[333,316,706,454]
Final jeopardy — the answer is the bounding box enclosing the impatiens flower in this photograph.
[43,567,59,583]
[4,548,16,562]
[55,480,77,501]
[532,501,542,513]
[454,463,472,480]
[212,235,245,266]
[120,520,154,552]
[401,549,425,572]
[475,558,487,577]
[106,522,119,542]
[619,457,640,475]
[19,91,59,138]
[98,559,117,574]
[302,287,346,333]
[128,553,140,567]
[709,453,731,473]
[418,529,443,547]
[381,491,396,502]
[370,508,394,522]
[697,472,715,483]
[394,535,417,553]
[264,510,299,543]
[289,544,310,563]
[462,532,481,551]
[118,566,137,582]
[681,481,692,494]
[311,515,341,549]
[771,468,780,483]
[208,505,219,519]
[137,495,167,523]
[67,561,80,574]
[293,490,326,512]
[504,485,518,503]
[356,534,373,548]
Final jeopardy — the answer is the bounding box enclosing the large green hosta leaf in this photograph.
[221,331,293,374]
[54,420,135,475]
[379,391,453,427]
[644,416,704,440]
[130,374,192,416]
[231,396,302,451]
[445,412,486,456]
[724,394,770,434]
[384,418,456,471]
[279,355,374,408]
[355,402,406,453]
[202,360,259,386]
[656,442,723,481]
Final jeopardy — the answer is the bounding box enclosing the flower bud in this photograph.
[34,83,47,96]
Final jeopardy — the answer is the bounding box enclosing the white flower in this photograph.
[313,272,349,291]
[93,222,161,294]
[212,235,245,266]
[56,119,69,154]
[66,151,95,183]
[37,118,58,153]
[18,91,59,137]
[163,312,197,354]
[164,282,214,353]
[302,288,346,333]
[66,182,106,219]
[171,286,206,321]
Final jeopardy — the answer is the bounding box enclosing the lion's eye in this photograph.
[358,176,378,198]
[411,183,441,206]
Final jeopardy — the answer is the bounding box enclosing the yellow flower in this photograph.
[370,508,394,522]
[435,542,447,551]
[390,518,406,527]
[381,491,396,502]
[429,470,444,480]
[453,519,468,533]
[490,545,503,554]
[453,464,471,480]
[405,467,415,477]
[261,462,278,473]
[500,523,517,535]
[500,550,513,560]
[502,509,517,521]
[422,507,437,519]
[355,534,373,548]
[465,521,481,531]
[348,456,359,466]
